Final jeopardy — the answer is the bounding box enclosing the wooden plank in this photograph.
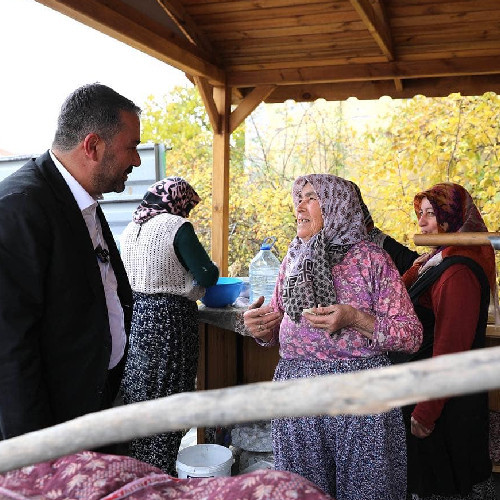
[204,325,237,389]
[220,44,379,62]
[199,11,361,32]
[239,336,280,385]
[229,85,276,134]
[224,49,384,69]
[394,78,403,92]
[207,20,368,42]
[191,2,354,24]
[391,9,500,27]
[414,232,500,247]
[263,75,500,102]
[211,86,231,276]
[389,0,500,18]
[227,56,500,87]
[214,32,375,53]
[194,76,221,134]
[186,0,353,16]
[391,22,500,42]
[399,44,500,61]
[34,0,225,85]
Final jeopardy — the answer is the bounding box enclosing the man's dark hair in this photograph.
[52,83,141,151]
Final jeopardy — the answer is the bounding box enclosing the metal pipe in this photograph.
[488,236,500,250]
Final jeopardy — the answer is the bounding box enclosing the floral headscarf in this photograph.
[403,182,496,291]
[283,174,367,323]
[133,177,201,224]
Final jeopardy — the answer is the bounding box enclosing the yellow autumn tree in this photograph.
[351,93,500,250]
[141,86,500,275]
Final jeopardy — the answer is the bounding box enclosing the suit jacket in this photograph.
[0,151,133,439]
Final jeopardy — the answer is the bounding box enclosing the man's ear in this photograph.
[82,133,101,161]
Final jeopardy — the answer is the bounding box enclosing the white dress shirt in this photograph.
[50,150,126,369]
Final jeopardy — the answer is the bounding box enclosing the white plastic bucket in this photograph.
[176,444,233,478]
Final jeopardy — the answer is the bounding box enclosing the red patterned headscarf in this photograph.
[403,182,496,291]
[133,177,201,224]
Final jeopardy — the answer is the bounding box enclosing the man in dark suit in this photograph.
[0,83,141,439]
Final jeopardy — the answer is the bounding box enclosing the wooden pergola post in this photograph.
[211,85,231,276]
[194,76,276,275]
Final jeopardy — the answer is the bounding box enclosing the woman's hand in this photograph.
[411,416,433,438]
[243,296,283,341]
[302,304,375,338]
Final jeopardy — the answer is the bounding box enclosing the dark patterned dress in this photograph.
[122,291,199,474]
[272,356,407,500]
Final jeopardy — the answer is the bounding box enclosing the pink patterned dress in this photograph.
[266,240,422,500]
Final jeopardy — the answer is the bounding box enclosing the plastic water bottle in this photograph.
[249,237,281,305]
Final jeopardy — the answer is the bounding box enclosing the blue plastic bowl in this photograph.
[201,277,243,308]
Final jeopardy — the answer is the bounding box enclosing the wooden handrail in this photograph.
[414,232,500,247]
[1,346,500,472]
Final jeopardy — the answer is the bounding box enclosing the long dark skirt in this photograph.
[121,292,199,475]
[404,391,495,500]
[272,356,406,500]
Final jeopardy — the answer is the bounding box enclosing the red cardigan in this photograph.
[411,263,481,429]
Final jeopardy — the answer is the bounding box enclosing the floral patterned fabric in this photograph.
[272,240,422,360]
[0,451,333,500]
[272,356,407,500]
[283,175,368,323]
[133,177,200,224]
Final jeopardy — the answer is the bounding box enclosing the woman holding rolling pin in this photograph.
[366,182,496,500]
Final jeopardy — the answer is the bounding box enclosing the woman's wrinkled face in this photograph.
[295,182,324,242]
[418,197,439,234]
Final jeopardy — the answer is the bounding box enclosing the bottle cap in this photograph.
[260,236,277,250]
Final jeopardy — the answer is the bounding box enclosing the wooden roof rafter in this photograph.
[348,0,403,91]
[155,0,217,59]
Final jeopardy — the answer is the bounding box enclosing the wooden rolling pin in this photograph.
[414,232,500,247]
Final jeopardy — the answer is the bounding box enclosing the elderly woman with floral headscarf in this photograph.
[120,177,219,474]
[243,174,423,500]
[368,182,496,500]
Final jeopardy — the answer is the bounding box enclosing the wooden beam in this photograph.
[211,86,231,276]
[263,75,500,102]
[394,78,403,92]
[34,0,225,85]
[155,0,216,56]
[194,76,221,134]
[227,56,500,87]
[229,85,276,134]
[349,0,394,60]
[2,345,500,472]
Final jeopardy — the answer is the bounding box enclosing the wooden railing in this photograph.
[1,345,500,473]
